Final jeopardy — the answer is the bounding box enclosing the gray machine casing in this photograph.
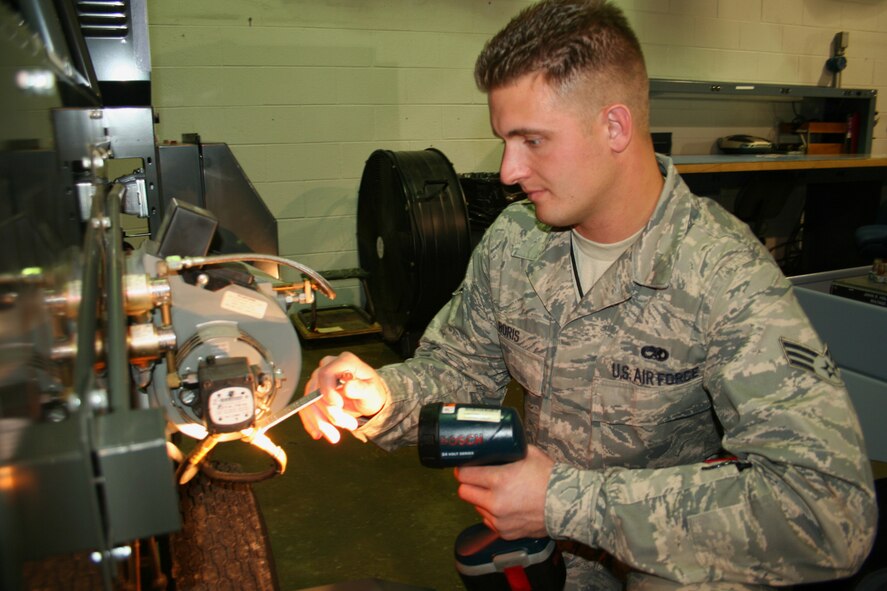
[132,252,301,440]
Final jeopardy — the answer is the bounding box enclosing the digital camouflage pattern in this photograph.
[357,156,876,589]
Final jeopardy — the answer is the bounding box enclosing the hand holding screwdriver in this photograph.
[298,351,389,443]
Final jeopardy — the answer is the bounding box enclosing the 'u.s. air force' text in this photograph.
[611,363,701,386]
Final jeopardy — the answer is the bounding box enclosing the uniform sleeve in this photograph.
[354,224,512,449]
[545,254,877,585]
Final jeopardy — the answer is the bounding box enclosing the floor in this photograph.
[212,333,887,591]
[212,335,481,591]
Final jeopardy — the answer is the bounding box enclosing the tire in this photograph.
[169,465,279,591]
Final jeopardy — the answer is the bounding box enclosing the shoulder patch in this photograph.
[780,338,841,385]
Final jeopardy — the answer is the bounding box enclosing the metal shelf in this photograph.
[650,78,877,100]
[649,78,879,154]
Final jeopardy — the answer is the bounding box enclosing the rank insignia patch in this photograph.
[780,338,841,385]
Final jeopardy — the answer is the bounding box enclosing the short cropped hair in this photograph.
[475,0,649,129]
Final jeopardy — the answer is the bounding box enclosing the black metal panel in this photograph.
[14,0,102,107]
[96,410,181,545]
[159,142,279,259]
[102,107,163,231]
[0,149,77,260]
[155,143,203,207]
[76,0,151,106]
[5,418,106,559]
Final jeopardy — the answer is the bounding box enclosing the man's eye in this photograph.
[525,138,542,146]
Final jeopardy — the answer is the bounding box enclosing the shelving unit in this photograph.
[649,78,878,154]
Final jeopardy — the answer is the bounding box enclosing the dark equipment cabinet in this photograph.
[676,161,887,276]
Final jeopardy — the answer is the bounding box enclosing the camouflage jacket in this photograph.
[358,156,876,586]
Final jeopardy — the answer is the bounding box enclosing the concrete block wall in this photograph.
[148,0,887,305]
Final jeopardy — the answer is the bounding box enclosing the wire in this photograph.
[200,460,279,483]
[165,253,336,299]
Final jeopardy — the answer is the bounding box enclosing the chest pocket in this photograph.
[499,328,546,446]
[495,286,548,396]
[500,336,544,394]
[593,377,720,468]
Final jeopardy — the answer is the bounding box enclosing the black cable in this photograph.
[200,460,279,483]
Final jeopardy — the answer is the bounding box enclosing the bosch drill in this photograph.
[418,403,566,591]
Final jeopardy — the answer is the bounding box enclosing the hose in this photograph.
[165,253,336,300]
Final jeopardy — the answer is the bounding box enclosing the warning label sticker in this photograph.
[221,291,268,320]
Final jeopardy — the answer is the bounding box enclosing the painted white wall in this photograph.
[147,0,887,301]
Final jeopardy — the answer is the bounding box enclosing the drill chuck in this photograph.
[418,403,527,468]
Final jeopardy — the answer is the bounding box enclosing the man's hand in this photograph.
[298,352,388,444]
[455,444,554,539]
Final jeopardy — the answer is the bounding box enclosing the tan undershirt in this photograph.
[570,227,642,300]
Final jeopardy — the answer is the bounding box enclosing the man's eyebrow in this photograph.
[499,127,547,139]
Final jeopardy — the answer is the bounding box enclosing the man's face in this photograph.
[489,73,618,234]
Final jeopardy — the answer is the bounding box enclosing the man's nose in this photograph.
[499,144,527,186]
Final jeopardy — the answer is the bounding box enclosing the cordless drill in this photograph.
[418,403,566,591]
[418,402,527,468]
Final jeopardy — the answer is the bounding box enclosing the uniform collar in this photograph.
[511,155,691,321]
[629,154,691,290]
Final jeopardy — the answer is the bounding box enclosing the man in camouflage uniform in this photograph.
[299,1,876,588]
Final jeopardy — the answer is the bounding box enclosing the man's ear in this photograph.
[605,104,632,153]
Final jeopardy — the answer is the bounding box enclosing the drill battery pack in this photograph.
[455,523,566,591]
